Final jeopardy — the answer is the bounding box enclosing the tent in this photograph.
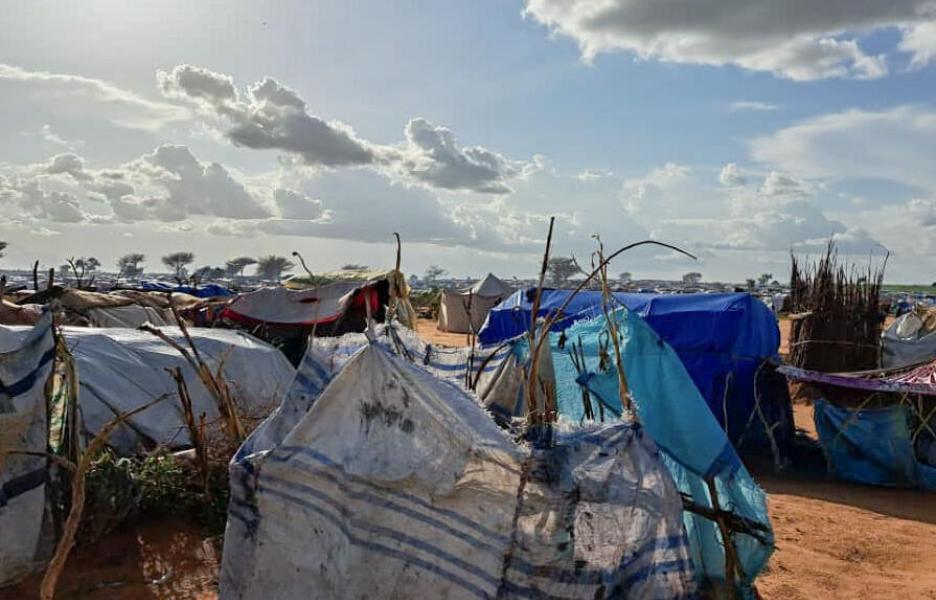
[0,313,56,586]
[480,290,791,446]
[0,324,295,455]
[551,308,774,595]
[438,273,513,334]
[882,306,936,369]
[222,340,697,599]
[779,360,936,491]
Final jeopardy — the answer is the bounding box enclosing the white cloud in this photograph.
[576,168,613,181]
[522,0,936,80]
[750,105,936,192]
[273,188,325,220]
[718,163,746,187]
[760,171,812,197]
[730,101,779,112]
[158,64,536,194]
[0,63,186,130]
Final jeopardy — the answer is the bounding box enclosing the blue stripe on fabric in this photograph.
[0,466,46,507]
[0,347,55,398]
[262,470,504,557]
[270,446,511,545]
[261,485,495,600]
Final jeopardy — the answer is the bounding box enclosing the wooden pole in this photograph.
[32,260,39,291]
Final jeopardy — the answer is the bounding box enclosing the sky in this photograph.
[3,0,936,282]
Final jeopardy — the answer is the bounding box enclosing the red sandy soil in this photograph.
[6,321,935,599]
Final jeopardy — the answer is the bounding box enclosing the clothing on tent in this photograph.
[438,273,514,334]
[552,308,774,595]
[0,312,55,586]
[0,325,295,455]
[222,342,697,599]
[481,290,790,447]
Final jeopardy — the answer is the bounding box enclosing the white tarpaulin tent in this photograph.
[438,273,514,334]
[0,325,295,455]
[882,306,936,369]
[0,313,55,586]
[221,340,696,599]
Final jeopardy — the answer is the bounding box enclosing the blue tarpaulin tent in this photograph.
[139,281,234,298]
[551,308,774,595]
[480,290,790,445]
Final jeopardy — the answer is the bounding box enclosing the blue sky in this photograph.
[2,0,936,281]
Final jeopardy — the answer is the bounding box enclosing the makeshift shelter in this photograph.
[779,360,936,491]
[140,281,233,298]
[0,313,56,586]
[11,287,198,328]
[437,273,513,334]
[551,308,774,595]
[480,290,792,446]
[222,341,696,599]
[0,324,295,455]
[882,306,936,369]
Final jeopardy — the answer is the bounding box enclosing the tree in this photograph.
[0,241,7,259]
[256,255,295,282]
[619,272,632,284]
[745,278,757,291]
[341,263,369,271]
[757,273,773,287]
[116,253,145,280]
[547,257,579,287]
[192,265,226,284]
[64,256,100,288]
[424,265,448,284]
[162,252,194,284]
[225,257,256,278]
[682,272,702,285]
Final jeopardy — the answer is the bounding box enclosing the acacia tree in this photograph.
[256,255,295,282]
[757,273,774,287]
[341,263,369,271]
[682,272,702,285]
[63,257,100,288]
[547,257,578,287]
[162,252,195,284]
[0,241,7,259]
[116,253,145,280]
[619,271,632,284]
[225,257,257,278]
[424,265,447,284]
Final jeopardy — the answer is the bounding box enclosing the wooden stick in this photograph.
[526,217,555,425]
[39,394,168,600]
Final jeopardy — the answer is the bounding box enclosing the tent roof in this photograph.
[447,273,514,298]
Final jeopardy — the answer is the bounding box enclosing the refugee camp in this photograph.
[3,2,936,599]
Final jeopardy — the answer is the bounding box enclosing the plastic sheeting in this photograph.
[222,342,697,599]
[813,399,936,490]
[882,308,936,369]
[140,282,233,297]
[0,325,295,455]
[0,312,55,586]
[439,274,514,334]
[86,305,175,328]
[551,309,774,594]
[479,291,786,444]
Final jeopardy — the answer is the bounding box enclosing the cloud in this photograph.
[522,0,936,80]
[0,63,186,130]
[159,64,535,194]
[273,188,325,220]
[576,168,613,181]
[718,163,746,187]
[750,105,936,192]
[730,101,779,112]
[760,171,812,197]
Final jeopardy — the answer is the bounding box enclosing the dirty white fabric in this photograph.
[0,325,295,455]
[225,283,361,325]
[87,305,175,328]
[0,313,55,586]
[439,273,514,334]
[222,343,696,599]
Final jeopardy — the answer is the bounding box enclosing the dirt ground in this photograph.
[6,319,935,599]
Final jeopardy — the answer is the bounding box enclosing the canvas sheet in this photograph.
[0,312,55,586]
[222,343,696,599]
[224,283,362,325]
[0,324,295,455]
[87,305,175,328]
